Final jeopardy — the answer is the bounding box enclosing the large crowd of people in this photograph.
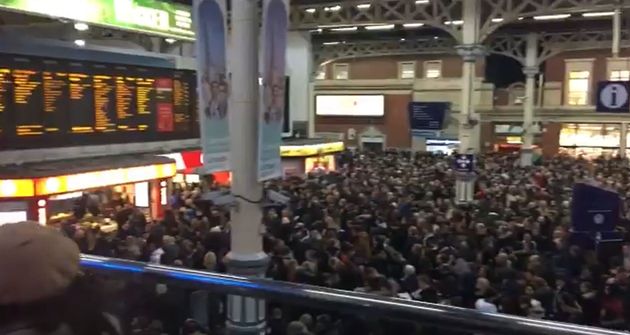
[4,150,630,335]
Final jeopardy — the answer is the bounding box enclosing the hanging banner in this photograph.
[571,181,620,232]
[194,0,230,174]
[258,0,289,181]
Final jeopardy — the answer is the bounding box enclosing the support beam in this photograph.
[521,34,539,167]
[226,0,268,334]
[613,8,621,57]
[621,123,628,158]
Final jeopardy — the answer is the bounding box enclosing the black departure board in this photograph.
[0,53,198,150]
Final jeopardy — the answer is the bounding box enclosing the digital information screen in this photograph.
[0,54,197,149]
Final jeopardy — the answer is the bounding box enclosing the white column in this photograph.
[521,33,539,167]
[287,32,313,136]
[621,123,628,158]
[455,0,484,203]
[613,8,621,58]
[225,0,268,334]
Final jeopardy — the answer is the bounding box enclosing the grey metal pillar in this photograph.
[613,9,621,58]
[225,0,268,333]
[621,122,628,158]
[455,0,484,204]
[521,33,539,167]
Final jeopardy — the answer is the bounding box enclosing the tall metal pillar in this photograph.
[225,0,268,334]
[621,122,628,158]
[455,0,484,203]
[613,8,621,58]
[521,33,539,167]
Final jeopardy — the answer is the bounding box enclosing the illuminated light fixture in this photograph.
[403,23,425,28]
[400,38,406,41]
[44,178,61,194]
[518,17,524,20]
[582,11,615,17]
[323,41,340,45]
[444,20,463,25]
[330,26,357,31]
[309,28,323,33]
[357,3,371,9]
[305,8,316,13]
[74,39,86,47]
[491,17,504,23]
[533,14,570,20]
[74,22,89,31]
[434,36,439,39]
[415,0,430,4]
[165,38,177,44]
[365,24,395,30]
[324,5,341,12]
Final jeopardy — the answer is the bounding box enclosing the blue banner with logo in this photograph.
[258,0,289,181]
[194,0,230,173]
[571,182,620,232]
[408,102,449,136]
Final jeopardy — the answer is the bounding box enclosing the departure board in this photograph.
[0,53,198,150]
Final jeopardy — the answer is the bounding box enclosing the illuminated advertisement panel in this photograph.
[316,95,385,117]
[0,0,194,40]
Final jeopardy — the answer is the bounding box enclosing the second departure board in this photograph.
[0,54,198,150]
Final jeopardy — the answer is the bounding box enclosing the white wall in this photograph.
[286,32,313,125]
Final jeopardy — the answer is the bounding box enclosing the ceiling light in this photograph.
[518,17,524,20]
[403,23,425,28]
[74,22,89,31]
[324,5,341,12]
[165,38,177,44]
[533,14,570,20]
[582,11,615,17]
[400,38,406,42]
[305,8,316,13]
[357,3,371,9]
[365,24,395,30]
[433,36,439,39]
[309,28,323,33]
[74,39,86,47]
[415,0,429,4]
[491,18,504,23]
[330,26,357,32]
[323,41,340,45]
[444,20,463,25]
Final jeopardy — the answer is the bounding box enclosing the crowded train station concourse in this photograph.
[2,0,630,335]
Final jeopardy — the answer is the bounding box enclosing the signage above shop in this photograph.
[0,162,176,198]
[597,81,630,113]
[279,141,345,157]
[0,0,194,40]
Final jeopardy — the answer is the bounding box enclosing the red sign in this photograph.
[157,103,174,132]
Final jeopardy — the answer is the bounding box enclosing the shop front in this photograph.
[0,155,176,226]
[491,123,541,154]
[559,123,625,158]
[160,149,231,186]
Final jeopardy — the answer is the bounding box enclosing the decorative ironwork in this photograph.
[313,37,457,66]
[291,0,630,43]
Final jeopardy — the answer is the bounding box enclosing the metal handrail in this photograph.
[81,254,626,335]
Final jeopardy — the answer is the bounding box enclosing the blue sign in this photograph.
[571,182,620,232]
[408,102,449,132]
[596,81,630,113]
[454,154,474,173]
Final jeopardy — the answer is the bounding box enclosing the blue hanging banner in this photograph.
[571,181,620,232]
[596,81,630,113]
[408,102,449,135]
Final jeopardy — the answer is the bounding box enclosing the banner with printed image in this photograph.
[258,0,289,181]
[194,0,230,173]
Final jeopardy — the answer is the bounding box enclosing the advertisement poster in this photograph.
[194,0,230,173]
[258,0,288,181]
[0,0,194,40]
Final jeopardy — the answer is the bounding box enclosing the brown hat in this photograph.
[0,221,80,305]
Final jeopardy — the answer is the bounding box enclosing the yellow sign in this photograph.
[280,141,344,157]
[506,136,523,144]
[0,163,177,198]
